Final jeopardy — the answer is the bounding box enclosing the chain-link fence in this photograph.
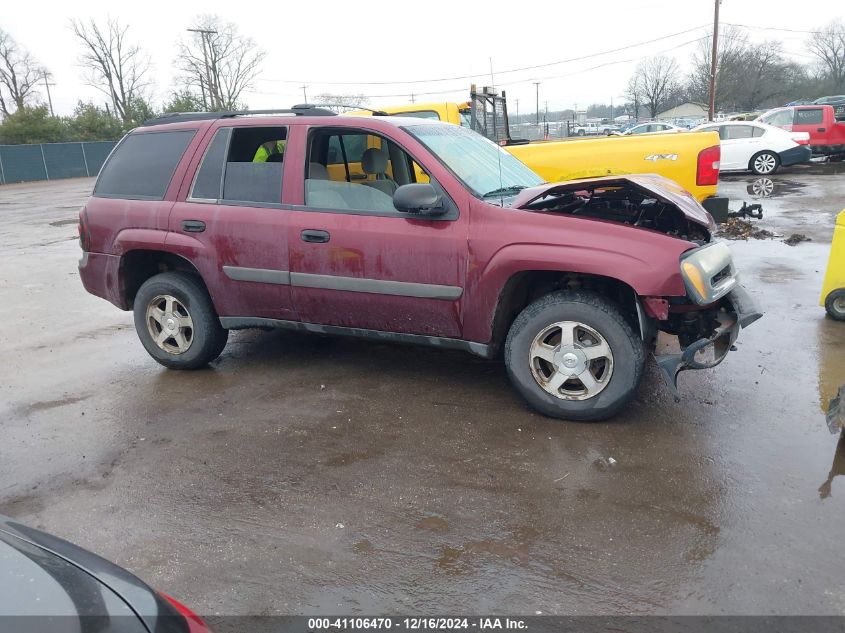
[0,141,116,185]
[510,122,575,141]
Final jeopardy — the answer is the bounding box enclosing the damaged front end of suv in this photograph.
[513,174,763,397]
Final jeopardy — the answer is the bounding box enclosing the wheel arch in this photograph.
[120,249,206,309]
[485,270,642,357]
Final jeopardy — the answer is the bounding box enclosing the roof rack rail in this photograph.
[142,104,336,127]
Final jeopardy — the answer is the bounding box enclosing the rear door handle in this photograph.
[818,127,826,132]
[301,229,330,243]
[181,220,206,233]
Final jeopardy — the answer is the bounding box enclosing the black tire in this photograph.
[577,129,586,136]
[504,291,645,421]
[749,150,780,175]
[133,272,228,369]
[825,289,845,321]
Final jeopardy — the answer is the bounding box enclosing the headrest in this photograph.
[362,148,388,175]
[309,162,329,180]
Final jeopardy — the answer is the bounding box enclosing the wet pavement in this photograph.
[0,172,844,616]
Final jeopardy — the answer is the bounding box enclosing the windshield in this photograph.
[404,123,543,198]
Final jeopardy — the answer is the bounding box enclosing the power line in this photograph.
[722,22,824,35]
[250,35,710,102]
[255,24,710,86]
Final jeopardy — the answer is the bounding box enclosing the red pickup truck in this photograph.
[78,107,760,421]
[758,104,845,156]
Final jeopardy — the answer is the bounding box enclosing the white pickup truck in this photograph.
[572,121,618,136]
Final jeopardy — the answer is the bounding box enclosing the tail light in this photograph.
[696,145,721,186]
[159,592,213,633]
[78,207,91,252]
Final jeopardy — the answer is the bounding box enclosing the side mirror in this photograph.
[393,183,445,216]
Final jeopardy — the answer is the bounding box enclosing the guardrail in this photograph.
[0,141,116,185]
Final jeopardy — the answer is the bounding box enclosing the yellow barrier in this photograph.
[821,209,845,320]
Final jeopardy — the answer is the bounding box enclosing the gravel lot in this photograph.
[1,164,844,618]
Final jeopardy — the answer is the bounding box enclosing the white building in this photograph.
[656,102,708,121]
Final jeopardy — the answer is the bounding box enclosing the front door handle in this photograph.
[301,229,330,243]
[818,127,826,132]
[181,220,206,233]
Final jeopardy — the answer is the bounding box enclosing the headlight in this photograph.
[680,242,737,304]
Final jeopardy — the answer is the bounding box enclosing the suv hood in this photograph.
[510,174,716,231]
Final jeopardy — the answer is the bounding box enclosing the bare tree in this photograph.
[71,18,152,125]
[625,74,642,120]
[0,28,46,116]
[807,19,845,92]
[176,16,265,111]
[314,93,370,112]
[687,26,749,112]
[632,55,681,119]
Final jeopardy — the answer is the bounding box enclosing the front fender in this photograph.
[462,242,688,343]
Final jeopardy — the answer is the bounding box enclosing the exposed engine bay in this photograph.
[519,176,712,243]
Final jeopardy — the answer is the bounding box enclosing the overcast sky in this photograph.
[4,0,844,117]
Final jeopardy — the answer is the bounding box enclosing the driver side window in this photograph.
[304,128,435,216]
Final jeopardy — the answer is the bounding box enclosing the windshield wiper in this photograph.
[482,185,528,198]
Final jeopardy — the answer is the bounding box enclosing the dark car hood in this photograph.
[510,174,716,231]
[0,515,187,632]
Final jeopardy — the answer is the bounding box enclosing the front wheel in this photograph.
[133,272,228,369]
[826,289,845,321]
[504,291,645,421]
[750,151,780,175]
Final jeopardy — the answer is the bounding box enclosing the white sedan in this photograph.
[613,122,683,135]
[693,121,811,175]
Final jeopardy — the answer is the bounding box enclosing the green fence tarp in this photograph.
[0,141,117,185]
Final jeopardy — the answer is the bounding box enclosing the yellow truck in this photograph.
[822,209,845,320]
[367,98,722,207]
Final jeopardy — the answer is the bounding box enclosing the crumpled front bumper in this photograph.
[655,284,762,398]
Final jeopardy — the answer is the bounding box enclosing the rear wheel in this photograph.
[133,272,228,369]
[504,291,645,421]
[825,289,845,321]
[750,151,780,175]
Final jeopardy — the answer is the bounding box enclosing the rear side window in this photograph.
[752,126,766,138]
[761,109,793,127]
[189,126,287,205]
[400,110,441,121]
[724,125,754,139]
[94,130,196,199]
[795,108,823,125]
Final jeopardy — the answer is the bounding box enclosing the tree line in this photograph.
[2,18,844,143]
[0,15,264,144]
[625,21,845,119]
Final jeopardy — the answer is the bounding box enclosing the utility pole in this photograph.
[533,82,540,125]
[489,57,495,88]
[188,28,218,110]
[708,0,721,121]
[301,85,308,102]
[43,75,55,117]
[515,98,519,122]
[410,93,415,104]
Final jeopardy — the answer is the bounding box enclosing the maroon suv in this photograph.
[79,106,760,421]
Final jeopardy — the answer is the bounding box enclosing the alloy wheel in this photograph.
[146,294,194,355]
[754,153,777,174]
[529,321,614,401]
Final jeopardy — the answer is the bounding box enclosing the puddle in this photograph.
[817,321,845,415]
[48,218,78,227]
[745,177,807,199]
[758,264,805,284]
[819,432,845,500]
[436,526,539,575]
[416,516,449,532]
